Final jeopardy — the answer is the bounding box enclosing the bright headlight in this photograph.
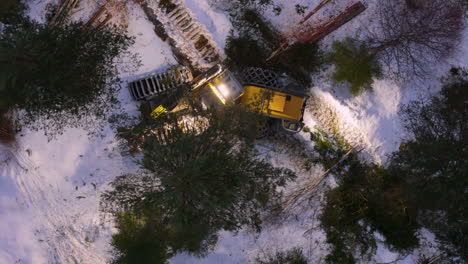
[208,83,226,104]
[217,84,230,98]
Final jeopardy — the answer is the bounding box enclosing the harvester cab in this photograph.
[191,64,244,105]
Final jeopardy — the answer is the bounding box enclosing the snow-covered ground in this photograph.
[1,0,467,263]
[1,1,176,263]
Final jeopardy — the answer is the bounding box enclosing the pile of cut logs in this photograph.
[50,0,112,31]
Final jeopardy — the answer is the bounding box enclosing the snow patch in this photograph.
[183,0,232,50]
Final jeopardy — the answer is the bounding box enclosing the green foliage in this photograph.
[0,18,135,135]
[304,127,418,263]
[320,160,419,263]
[111,212,169,264]
[102,105,296,257]
[304,127,350,171]
[256,248,308,264]
[328,38,382,95]
[225,9,278,71]
[389,68,468,262]
[225,9,323,86]
[0,0,25,24]
[240,9,278,46]
[270,43,323,86]
[225,34,267,70]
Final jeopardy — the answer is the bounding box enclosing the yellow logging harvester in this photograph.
[128,64,308,135]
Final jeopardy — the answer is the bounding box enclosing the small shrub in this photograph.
[328,38,382,95]
[303,127,350,171]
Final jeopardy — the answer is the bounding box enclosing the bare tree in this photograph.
[368,0,464,78]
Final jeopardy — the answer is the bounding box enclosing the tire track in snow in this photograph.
[1,143,109,264]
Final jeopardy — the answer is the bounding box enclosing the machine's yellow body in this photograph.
[240,85,306,122]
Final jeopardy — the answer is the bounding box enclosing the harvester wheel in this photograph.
[256,120,270,139]
[256,118,280,139]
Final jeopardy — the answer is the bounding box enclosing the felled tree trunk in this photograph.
[298,2,366,44]
[267,2,366,61]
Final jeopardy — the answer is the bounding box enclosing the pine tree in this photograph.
[328,38,382,95]
[110,211,170,264]
[0,18,135,135]
[305,129,418,263]
[320,159,418,264]
[102,105,296,256]
[389,68,468,262]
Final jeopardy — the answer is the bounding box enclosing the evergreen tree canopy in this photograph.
[0,18,134,134]
[111,211,170,264]
[304,129,418,263]
[102,105,296,256]
[320,160,419,264]
[328,38,382,95]
[0,0,25,24]
[389,68,468,261]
